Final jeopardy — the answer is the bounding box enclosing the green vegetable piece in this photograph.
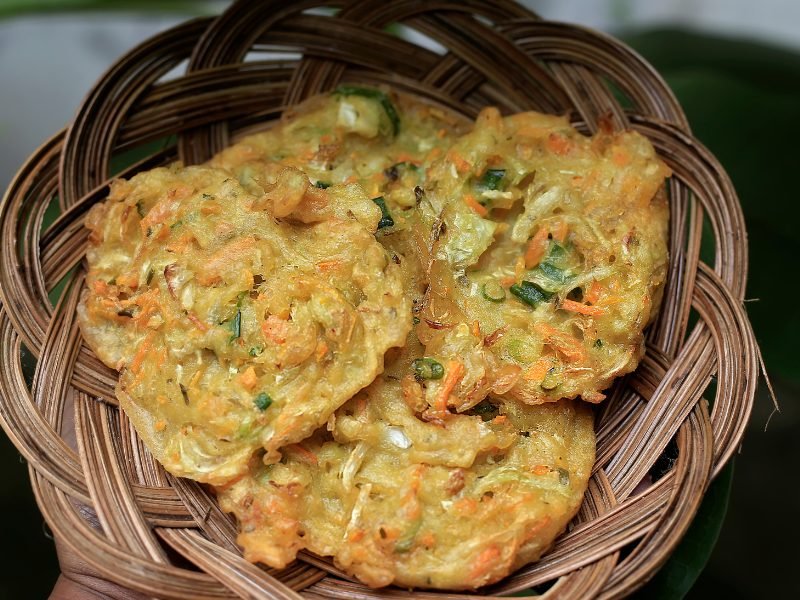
[468,399,500,422]
[510,281,553,308]
[481,281,506,303]
[557,467,570,486]
[412,357,444,380]
[412,316,421,325]
[314,180,331,189]
[229,310,241,341]
[594,339,603,348]
[135,200,145,218]
[394,519,421,553]
[201,193,214,200]
[477,168,506,191]
[540,367,561,390]
[538,261,568,283]
[547,242,567,261]
[371,196,394,229]
[334,85,400,136]
[253,392,272,411]
[249,345,263,357]
[170,220,183,230]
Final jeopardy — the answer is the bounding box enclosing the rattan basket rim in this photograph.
[0,1,759,598]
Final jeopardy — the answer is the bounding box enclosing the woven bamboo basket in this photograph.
[0,1,760,597]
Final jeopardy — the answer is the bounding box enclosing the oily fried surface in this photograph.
[210,88,467,213]
[217,345,595,590]
[78,164,410,484]
[417,108,671,406]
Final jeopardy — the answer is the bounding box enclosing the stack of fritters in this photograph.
[78,87,669,589]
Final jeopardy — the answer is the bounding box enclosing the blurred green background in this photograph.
[0,1,796,598]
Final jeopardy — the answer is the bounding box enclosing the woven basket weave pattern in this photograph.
[0,1,758,598]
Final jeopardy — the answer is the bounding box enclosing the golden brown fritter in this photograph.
[217,340,595,590]
[78,165,410,484]
[416,108,670,407]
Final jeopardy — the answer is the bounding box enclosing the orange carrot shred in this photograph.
[550,220,568,243]
[435,360,465,413]
[470,545,501,582]
[523,357,551,382]
[464,194,488,217]
[524,227,550,268]
[560,299,605,316]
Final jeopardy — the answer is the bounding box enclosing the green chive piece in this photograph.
[477,168,505,191]
[538,261,567,283]
[412,316,421,325]
[594,339,603,348]
[229,310,241,341]
[315,180,331,189]
[481,281,506,303]
[334,85,400,136]
[135,200,145,218]
[510,281,553,308]
[249,345,263,357]
[540,367,561,390]
[411,357,445,380]
[254,392,272,411]
[468,399,500,422]
[371,196,394,229]
[170,220,183,230]
[201,193,214,200]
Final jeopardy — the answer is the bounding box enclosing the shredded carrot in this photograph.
[550,220,569,243]
[92,280,110,295]
[315,341,329,361]
[448,150,472,174]
[523,357,551,382]
[238,366,258,390]
[560,299,605,316]
[319,133,333,144]
[582,391,607,403]
[471,320,481,338]
[492,415,508,425]
[435,360,465,413]
[453,497,477,515]
[348,529,365,543]
[344,174,358,184]
[286,444,318,466]
[547,133,573,155]
[419,532,436,548]
[535,323,585,363]
[394,152,417,164]
[315,260,343,272]
[154,420,167,432]
[469,545,501,582]
[436,128,447,139]
[500,274,517,287]
[524,227,550,268]
[532,465,549,476]
[262,315,289,344]
[584,281,602,304]
[464,194,488,217]
[130,332,156,374]
[186,312,209,332]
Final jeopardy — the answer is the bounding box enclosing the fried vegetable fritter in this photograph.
[78,165,410,484]
[417,108,670,406]
[218,346,595,590]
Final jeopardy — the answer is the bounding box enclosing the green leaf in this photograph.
[0,0,212,19]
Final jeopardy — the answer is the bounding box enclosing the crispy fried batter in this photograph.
[218,349,594,590]
[417,108,670,406]
[79,165,410,484]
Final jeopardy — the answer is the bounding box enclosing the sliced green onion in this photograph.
[229,310,241,341]
[334,85,400,136]
[481,281,506,303]
[371,196,394,229]
[538,261,567,283]
[477,168,505,191]
[510,281,553,308]
[249,345,263,357]
[468,399,500,422]
[314,180,331,189]
[135,200,145,218]
[411,357,444,380]
[253,392,272,411]
[540,367,561,390]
